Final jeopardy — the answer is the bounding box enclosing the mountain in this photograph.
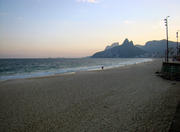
[92,39,179,58]
[105,42,119,50]
[136,40,179,57]
[92,39,146,58]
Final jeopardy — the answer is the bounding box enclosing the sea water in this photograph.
[0,58,152,80]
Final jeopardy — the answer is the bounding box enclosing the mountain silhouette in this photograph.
[92,39,146,58]
[136,40,179,56]
[92,39,179,58]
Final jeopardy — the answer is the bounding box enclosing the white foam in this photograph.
[0,58,153,80]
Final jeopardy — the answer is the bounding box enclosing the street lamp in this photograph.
[176,30,180,56]
[164,16,170,62]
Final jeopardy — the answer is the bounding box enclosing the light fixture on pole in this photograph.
[164,16,170,62]
[177,30,180,56]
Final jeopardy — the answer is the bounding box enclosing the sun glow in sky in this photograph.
[0,0,180,58]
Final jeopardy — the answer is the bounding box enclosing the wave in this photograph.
[0,58,153,80]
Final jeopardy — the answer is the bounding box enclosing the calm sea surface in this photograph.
[0,58,152,80]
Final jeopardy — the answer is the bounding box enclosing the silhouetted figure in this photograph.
[101,66,104,70]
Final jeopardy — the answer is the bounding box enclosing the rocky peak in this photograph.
[129,41,134,46]
[122,38,129,45]
[105,42,119,50]
[122,39,134,46]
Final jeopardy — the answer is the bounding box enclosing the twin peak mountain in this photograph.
[92,38,146,58]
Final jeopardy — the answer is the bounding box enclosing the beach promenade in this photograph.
[0,59,180,131]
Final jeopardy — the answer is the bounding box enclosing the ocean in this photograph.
[0,58,152,80]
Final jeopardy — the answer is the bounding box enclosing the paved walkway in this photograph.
[169,102,180,132]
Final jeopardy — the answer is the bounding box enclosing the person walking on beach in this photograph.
[101,66,104,70]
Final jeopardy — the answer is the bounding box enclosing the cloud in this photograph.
[76,0,99,3]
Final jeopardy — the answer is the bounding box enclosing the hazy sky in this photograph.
[0,0,180,58]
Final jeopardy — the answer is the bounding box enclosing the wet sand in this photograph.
[0,59,180,131]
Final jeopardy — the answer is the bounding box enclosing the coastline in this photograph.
[0,62,149,83]
[0,59,180,131]
[0,58,153,81]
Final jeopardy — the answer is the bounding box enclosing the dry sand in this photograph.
[0,59,180,132]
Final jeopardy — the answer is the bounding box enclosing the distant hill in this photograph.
[92,39,146,58]
[105,42,119,50]
[136,40,179,57]
[92,39,179,58]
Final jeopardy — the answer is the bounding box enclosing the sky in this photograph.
[0,0,180,58]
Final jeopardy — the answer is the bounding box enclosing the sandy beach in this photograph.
[0,59,180,132]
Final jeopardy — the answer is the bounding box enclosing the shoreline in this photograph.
[0,58,153,82]
[0,59,180,131]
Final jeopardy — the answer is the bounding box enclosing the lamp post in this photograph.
[164,16,170,62]
[177,30,180,56]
